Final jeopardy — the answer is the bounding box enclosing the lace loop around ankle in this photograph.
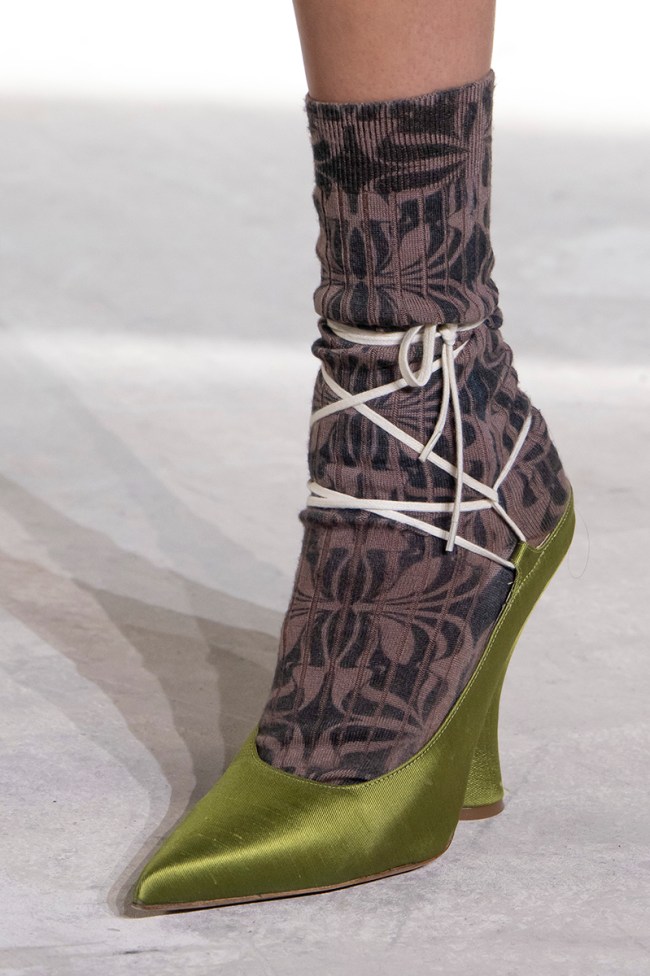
[307,318,532,570]
[398,323,440,387]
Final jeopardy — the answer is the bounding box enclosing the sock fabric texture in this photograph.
[308,70,498,329]
[255,74,571,784]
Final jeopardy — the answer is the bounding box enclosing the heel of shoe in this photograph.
[459,493,576,823]
[459,671,505,821]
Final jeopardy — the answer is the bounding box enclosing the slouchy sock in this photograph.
[256,74,570,783]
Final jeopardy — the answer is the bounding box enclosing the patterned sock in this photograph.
[256,73,571,784]
[309,70,498,327]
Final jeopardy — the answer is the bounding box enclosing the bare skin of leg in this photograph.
[293,0,496,103]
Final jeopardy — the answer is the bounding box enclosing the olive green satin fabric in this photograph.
[134,497,575,909]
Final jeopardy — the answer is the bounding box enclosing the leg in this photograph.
[133,0,573,910]
[293,0,496,101]
[256,0,571,780]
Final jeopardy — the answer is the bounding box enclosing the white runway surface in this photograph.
[1,52,650,976]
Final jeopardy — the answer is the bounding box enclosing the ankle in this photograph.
[307,314,569,559]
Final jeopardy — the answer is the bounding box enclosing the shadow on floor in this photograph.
[0,471,281,917]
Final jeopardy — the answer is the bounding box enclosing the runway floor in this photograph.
[1,101,648,975]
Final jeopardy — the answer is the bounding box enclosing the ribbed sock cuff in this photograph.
[306,70,499,329]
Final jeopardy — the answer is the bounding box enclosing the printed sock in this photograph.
[256,73,570,783]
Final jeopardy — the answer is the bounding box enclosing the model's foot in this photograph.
[133,69,575,913]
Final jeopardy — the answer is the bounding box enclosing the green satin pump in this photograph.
[133,495,574,911]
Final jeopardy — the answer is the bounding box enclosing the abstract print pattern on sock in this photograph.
[256,320,570,783]
[308,71,498,328]
[256,72,570,784]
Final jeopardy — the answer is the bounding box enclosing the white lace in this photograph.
[306,318,532,571]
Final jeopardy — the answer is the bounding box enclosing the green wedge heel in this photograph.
[133,494,574,912]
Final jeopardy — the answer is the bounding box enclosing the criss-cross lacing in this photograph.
[307,318,532,570]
